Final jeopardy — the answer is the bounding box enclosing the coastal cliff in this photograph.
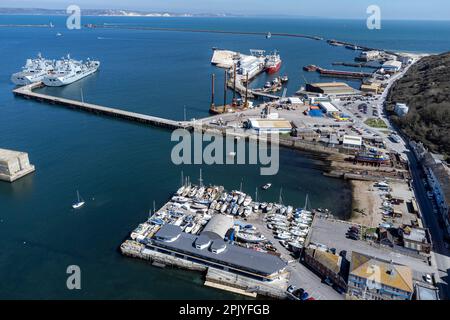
[386,52,450,158]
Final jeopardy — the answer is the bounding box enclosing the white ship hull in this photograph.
[11,71,49,86]
[43,64,99,87]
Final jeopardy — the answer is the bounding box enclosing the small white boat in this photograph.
[171,196,189,203]
[220,203,228,213]
[228,152,236,157]
[236,232,266,243]
[184,222,194,233]
[243,196,252,207]
[176,186,185,195]
[189,187,197,198]
[72,190,85,209]
[275,232,291,240]
[262,183,272,190]
[243,206,252,217]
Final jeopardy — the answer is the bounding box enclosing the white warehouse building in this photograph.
[318,101,339,115]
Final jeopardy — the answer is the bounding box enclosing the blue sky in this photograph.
[2,0,450,20]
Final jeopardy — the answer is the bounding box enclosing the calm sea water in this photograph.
[0,16,449,299]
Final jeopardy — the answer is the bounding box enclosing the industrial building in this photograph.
[394,103,409,117]
[247,118,293,134]
[305,82,360,96]
[360,83,382,94]
[382,60,403,73]
[0,148,35,182]
[148,222,288,281]
[342,135,363,149]
[359,50,380,61]
[347,252,414,300]
[318,101,339,115]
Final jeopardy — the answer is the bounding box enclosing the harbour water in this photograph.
[1,15,449,299]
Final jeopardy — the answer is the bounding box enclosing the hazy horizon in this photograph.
[0,0,449,21]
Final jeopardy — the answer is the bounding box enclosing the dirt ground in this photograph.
[349,179,417,228]
[350,180,383,227]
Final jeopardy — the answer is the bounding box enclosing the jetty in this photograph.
[13,82,192,130]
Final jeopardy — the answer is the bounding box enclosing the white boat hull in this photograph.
[43,64,99,87]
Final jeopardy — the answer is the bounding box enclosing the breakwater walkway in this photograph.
[13,82,192,130]
[86,24,323,41]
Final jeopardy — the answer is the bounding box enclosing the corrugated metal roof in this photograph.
[151,224,287,276]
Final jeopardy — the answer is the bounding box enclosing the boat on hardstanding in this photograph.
[11,53,54,85]
[43,55,100,87]
[236,232,266,243]
[265,51,282,74]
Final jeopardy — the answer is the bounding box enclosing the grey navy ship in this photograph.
[11,53,54,85]
[43,55,100,87]
[11,54,100,87]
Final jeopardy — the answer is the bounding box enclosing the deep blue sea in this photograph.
[0,15,449,299]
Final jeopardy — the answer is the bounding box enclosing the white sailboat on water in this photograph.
[72,190,85,209]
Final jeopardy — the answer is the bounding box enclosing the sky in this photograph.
[1,0,450,20]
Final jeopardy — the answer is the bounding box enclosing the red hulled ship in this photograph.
[265,51,282,74]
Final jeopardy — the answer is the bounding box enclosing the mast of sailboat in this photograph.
[80,88,84,103]
[180,170,184,187]
[279,187,283,205]
[153,200,156,214]
[255,187,258,203]
[239,178,243,192]
[304,193,309,211]
[199,169,203,187]
[77,190,80,202]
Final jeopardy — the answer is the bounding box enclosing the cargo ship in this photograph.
[265,51,282,74]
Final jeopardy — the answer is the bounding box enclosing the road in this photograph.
[408,151,450,299]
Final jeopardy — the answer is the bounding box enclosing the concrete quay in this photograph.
[13,82,192,131]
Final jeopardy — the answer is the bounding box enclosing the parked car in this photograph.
[323,277,333,286]
[347,233,359,240]
[287,285,296,294]
[349,226,359,233]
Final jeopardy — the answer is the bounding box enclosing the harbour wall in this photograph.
[120,240,288,299]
